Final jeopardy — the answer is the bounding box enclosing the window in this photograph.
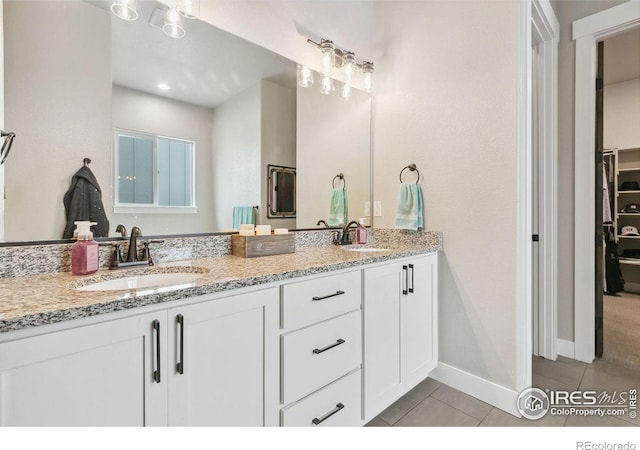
[114,130,196,213]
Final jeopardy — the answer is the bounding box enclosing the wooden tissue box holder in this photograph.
[231,233,295,258]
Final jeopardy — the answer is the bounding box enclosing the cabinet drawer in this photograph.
[281,370,362,427]
[282,271,361,329]
[282,311,361,404]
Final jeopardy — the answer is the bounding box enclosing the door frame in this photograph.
[573,1,640,363]
[531,0,559,361]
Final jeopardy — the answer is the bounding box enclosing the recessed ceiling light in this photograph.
[157,83,171,91]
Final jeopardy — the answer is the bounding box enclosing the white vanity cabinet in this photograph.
[363,254,438,421]
[280,270,363,426]
[166,288,279,426]
[0,311,168,426]
[0,288,279,427]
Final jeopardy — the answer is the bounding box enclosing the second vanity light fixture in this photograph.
[298,38,375,100]
[111,0,200,39]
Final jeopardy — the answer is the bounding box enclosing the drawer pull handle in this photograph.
[408,263,415,293]
[152,319,161,383]
[312,290,345,301]
[313,338,346,354]
[312,403,345,425]
[402,265,408,295]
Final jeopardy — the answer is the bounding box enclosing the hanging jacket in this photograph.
[62,166,110,239]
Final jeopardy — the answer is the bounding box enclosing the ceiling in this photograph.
[92,0,296,108]
[604,27,640,86]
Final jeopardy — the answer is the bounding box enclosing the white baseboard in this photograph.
[429,363,521,417]
[556,338,575,359]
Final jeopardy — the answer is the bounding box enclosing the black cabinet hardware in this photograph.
[153,320,161,383]
[312,403,345,425]
[312,339,346,354]
[177,314,184,375]
[408,264,414,294]
[312,290,345,301]
[402,265,408,295]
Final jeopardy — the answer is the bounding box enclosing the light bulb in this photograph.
[362,61,375,93]
[297,65,314,88]
[320,39,335,76]
[111,0,138,21]
[320,76,335,95]
[163,7,186,39]
[341,83,351,101]
[343,52,356,86]
[177,0,200,19]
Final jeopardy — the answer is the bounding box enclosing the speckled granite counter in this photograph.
[0,235,441,333]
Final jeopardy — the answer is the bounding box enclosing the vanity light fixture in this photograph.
[111,0,138,21]
[163,7,186,39]
[297,65,314,88]
[304,37,375,99]
[176,0,200,19]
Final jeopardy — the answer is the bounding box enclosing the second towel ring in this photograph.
[332,173,346,189]
[399,164,420,183]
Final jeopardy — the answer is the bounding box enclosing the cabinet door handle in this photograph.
[312,290,345,301]
[312,403,345,425]
[312,338,346,354]
[176,314,184,375]
[408,263,415,294]
[152,319,161,383]
[402,265,408,295]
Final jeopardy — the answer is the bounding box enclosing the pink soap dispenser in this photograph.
[357,218,367,244]
[71,221,99,275]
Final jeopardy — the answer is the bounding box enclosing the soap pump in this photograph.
[71,221,99,275]
[357,218,367,244]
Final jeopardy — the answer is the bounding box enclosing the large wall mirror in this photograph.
[2,0,372,242]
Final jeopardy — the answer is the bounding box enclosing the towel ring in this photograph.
[332,173,346,189]
[83,158,91,167]
[399,164,420,183]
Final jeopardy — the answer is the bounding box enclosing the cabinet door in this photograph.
[167,288,279,426]
[405,255,438,390]
[0,312,167,426]
[363,263,405,421]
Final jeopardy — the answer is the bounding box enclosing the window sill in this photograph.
[113,206,198,215]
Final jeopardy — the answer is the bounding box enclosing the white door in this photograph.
[405,255,438,389]
[0,312,168,426]
[167,288,279,426]
[363,262,405,421]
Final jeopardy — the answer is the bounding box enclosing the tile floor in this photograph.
[366,356,640,427]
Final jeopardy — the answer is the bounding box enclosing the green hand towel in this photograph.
[233,206,255,230]
[395,183,424,231]
[328,188,348,226]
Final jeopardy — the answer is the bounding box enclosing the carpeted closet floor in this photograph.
[603,291,640,371]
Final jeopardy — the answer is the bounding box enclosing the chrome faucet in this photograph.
[335,221,359,245]
[126,226,142,262]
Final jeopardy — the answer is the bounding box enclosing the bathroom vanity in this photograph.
[0,242,439,426]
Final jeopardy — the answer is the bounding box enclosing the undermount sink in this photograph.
[340,246,391,253]
[73,268,209,292]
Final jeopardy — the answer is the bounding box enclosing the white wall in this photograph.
[260,80,296,229]
[551,0,628,342]
[0,1,4,241]
[297,82,371,228]
[604,79,640,150]
[211,84,262,230]
[372,1,519,389]
[111,85,215,235]
[3,0,112,241]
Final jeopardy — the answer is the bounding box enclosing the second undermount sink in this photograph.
[73,268,209,292]
[340,246,391,253]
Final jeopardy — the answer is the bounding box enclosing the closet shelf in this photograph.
[619,258,640,266]
[617,168,640,173]
[617,213,640,216]
[618,236,640,239]
[617,190,640,195]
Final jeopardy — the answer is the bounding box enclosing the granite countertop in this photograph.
[0,241,440,333]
